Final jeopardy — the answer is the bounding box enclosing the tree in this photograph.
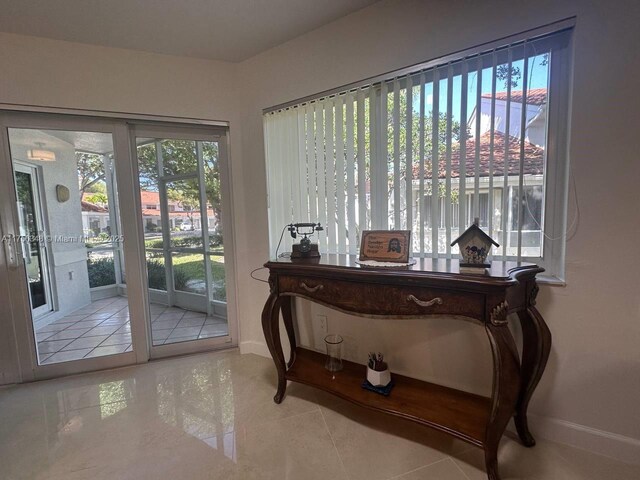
[85,193,108,206]
[329,89,462,238]
[137,140,222,236]
[77,152,107,200]
[496,52,549,89]
[167,188,198,226]
[383,91,464,225]
[345,90,463,184]
[496,64,521,89]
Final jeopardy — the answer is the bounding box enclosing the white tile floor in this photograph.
[1,350,637,480]
[35,296,228,364]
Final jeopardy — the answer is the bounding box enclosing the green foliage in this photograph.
[15,171,32,208]
[384,89,463,174]
[136,140,222,227]
[146,259,166,290]
[84,182,107,195]
[85,193,108,205]
[337,91,463,186]
[173,236,203,247]
[496,65,521,89]
[146,259,188,291]
[76,152,107,199]
[209,233,223,247]
[145,238,164,249]
[174,269,189,291]
[495,52,549,89]
[87,257,116,287]
[144,233,223,250]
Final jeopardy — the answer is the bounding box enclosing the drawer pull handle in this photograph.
[300,282,323,293]
[407,295,443,307]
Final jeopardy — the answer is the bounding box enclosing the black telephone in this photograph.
[288,222,323,258]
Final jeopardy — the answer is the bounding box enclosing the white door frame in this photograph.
[0,110,239,382]
[12,162,56,319]
[0,112,138,380]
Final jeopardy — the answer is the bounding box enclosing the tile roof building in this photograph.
[412,131,544,179]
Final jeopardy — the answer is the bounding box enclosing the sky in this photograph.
[416,53,550,123]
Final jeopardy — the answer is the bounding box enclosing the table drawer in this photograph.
[279,275,484,319]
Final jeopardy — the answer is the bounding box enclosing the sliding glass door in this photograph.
[133,125,234,357]
[0,114,137,377]
[0,112,236,382]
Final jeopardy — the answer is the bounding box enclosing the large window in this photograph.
[264,26,572,280]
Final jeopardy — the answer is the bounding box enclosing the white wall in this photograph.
[0,0,639,463]
[235,0,640,462]
[469,99,547,147]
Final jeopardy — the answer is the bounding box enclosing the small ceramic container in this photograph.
[367,366,391,387]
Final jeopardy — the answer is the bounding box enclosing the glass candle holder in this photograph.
[324,334,343,372]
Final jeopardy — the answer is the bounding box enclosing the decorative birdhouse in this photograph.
[451,218,500,268]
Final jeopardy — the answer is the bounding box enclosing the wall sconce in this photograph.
[56,185,70,203]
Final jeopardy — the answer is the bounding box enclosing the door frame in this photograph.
[0,111,139,380]
[0,110,239,382]
[129,124,238,360]
[12,162,57,319]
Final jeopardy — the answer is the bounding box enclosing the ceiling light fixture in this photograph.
[27,142,56,162]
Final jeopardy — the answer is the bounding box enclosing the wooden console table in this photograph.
[261,254,550,480]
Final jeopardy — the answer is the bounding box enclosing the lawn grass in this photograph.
[163,253,226,301]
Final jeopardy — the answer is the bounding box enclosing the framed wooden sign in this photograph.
[359,230,411,263]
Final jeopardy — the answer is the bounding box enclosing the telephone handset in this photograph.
[288,222,323,258]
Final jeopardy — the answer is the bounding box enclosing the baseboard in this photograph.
[239,340,640,465]
[239,340,271,358]
[519,413,640,465]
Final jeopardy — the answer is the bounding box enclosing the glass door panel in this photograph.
[14,167,51,315]
[165,178,203,247]
[7,127,133,366]
[136,133,229,351]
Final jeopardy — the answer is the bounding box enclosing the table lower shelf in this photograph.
[286,348,492,447]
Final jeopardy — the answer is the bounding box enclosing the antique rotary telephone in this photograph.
[288,222,323,258]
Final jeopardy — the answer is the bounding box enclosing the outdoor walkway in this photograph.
[35,297,228,364]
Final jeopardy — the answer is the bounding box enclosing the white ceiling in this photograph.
[8,128,150,155]
[0,0,378,62]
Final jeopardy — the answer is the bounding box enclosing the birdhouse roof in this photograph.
[450,223,500,248]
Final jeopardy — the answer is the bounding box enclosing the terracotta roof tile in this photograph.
[139,190,160,204]
[481,88,547,106]
[412,131,544,180]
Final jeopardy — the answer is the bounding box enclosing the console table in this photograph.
[261,254,550,480]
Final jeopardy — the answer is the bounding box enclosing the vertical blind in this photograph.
[264,29,570,262]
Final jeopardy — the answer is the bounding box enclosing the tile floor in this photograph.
[1,350,637,480]
[35,296,228,364]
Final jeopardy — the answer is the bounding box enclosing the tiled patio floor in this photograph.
[35,296,228,365]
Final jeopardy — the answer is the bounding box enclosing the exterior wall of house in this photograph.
[410,175,545,257]
[469,98,546,146]
[82,211,110,235]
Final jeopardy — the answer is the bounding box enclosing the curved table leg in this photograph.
[261,293,287,404]
[484,322,521,480]
[515,306,551,446]
[281,296,297,368]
